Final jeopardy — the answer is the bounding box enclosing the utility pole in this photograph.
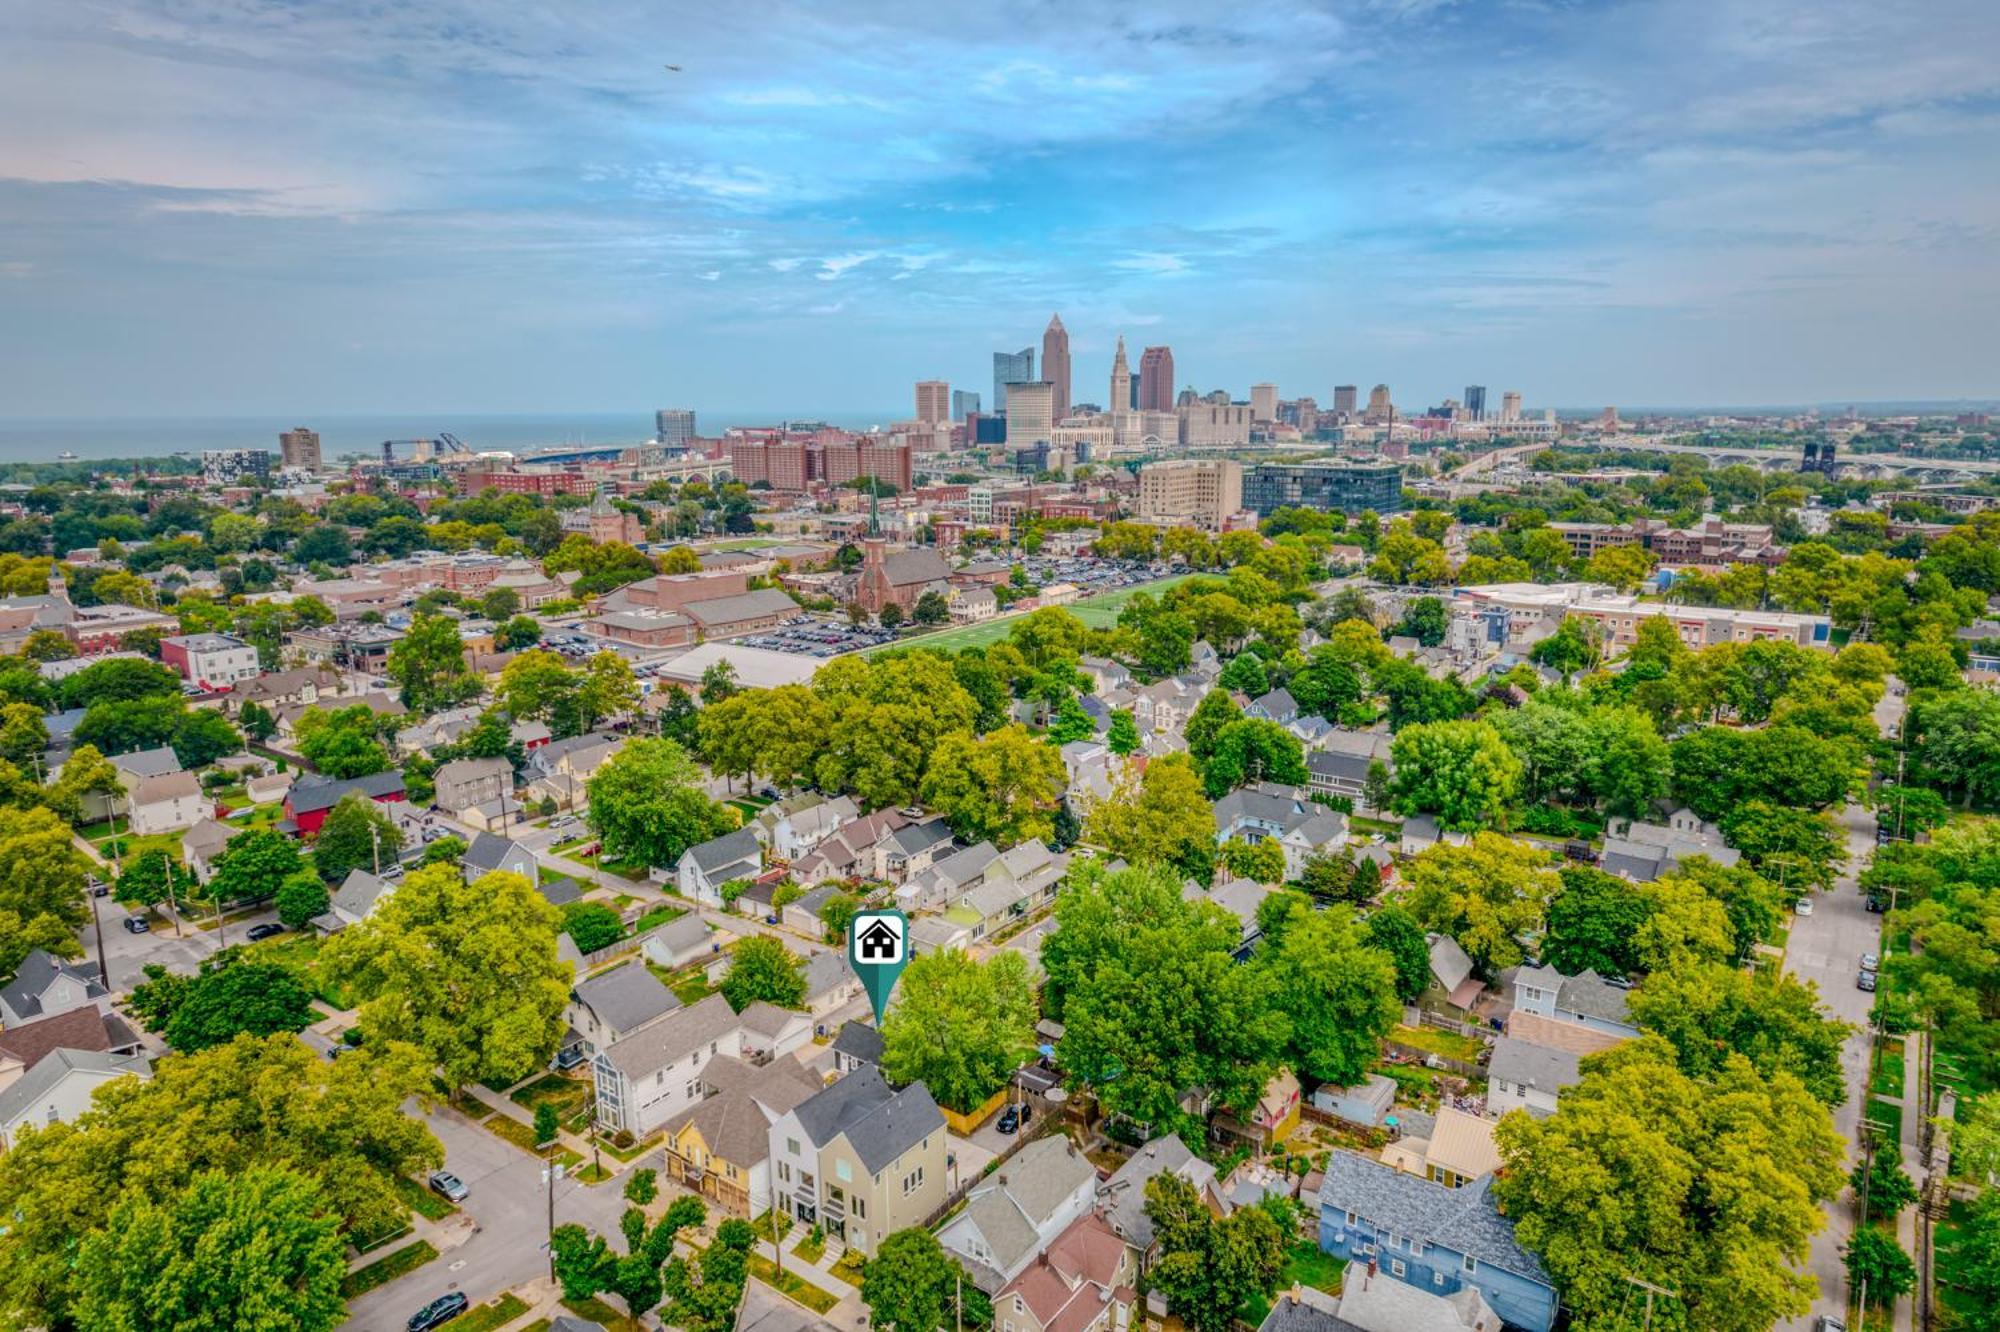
[1619,1274,1677,1331]
[542,1158,565,1281]
[371,822,381,876]
[86,873,107,990]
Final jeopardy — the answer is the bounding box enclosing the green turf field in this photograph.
[859,572,1200,656]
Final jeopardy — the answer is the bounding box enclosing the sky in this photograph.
[2,0,1997,421]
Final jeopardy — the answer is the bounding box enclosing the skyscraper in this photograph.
[1250,383,1278,423]
[278,426,321,471]
[1042,314,1071,423]
[1333,386,1358,418]
[1500,391,1522,423]
[1463,386,1487,421]
[1004,382,1056,447]
[1365,384,1394,424]
[1138,346,1175,412]
[915,380,950,424]
[951,390,981,420]
[655,409,697,446]
[993,348,1033,412]
[1109,337,1132,420]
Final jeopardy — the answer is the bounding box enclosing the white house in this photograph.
[678,828,763,906]
[0,1049,151,1148]
[938,1135,1101,1292]
[593,994,747,1139]
[127,770,208,836]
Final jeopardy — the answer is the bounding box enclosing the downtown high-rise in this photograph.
[655,409,697,446]
[1138,346,1175,412]
[1042,314,1071,423]
[992,348,1033,412]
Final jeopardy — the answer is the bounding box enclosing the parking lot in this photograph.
[740,615,899,656]
[1010,554,1158,593]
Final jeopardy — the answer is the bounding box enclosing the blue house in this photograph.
[1317,1151,1558,1332]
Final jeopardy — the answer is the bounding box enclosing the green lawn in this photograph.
[663,967,716,1006]
[1864,1095,1904,1146]
[1067,573,1201,627]
[510,1073,593,1120]
[861,572,1202,656]
[1242,1241,1346,1325]
[828,1250,866,1288]
[480,1112,583,1170]
[561,1295,640,1332]
[451,1293,530,1332]
[1871,1038,1906,1100]
[745,1254,839,1313]
[631,902,687,935]
[1390,1023,1484,1063]
[394,1175,460,1222]
[340,1240,438,1298]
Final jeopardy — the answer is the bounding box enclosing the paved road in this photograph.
[343,1101,640,1332]
[80,892,282,993]
[1786,683,1906,1331]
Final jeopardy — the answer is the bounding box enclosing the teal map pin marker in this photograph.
[848,909,909,1024]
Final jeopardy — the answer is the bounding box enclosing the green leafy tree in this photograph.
[1106,708,1140,756]
[881,950,1035,1114]
[1873,783,1952,836]
[1542,865,1653,978]
[861,1229,987,1332]
[293,704,392,778]
[1201,717,1307,798]
[1219,835,1286,884]
[585,738,737,869]
[1262,905,1400,1086]
[74,1166,347,1332]
[1083,754,1215,881]
[663,1214,753,1332]
[1402,833,1559,974]
[534,1102,560,1148]
[1365,903,1432,1003]
[0,804,92,982]
[1144,1173,1287,1332]
[1390,719,1521,831]
[158,958,316,1052]
[323,865,569,1093]
[1396,595,1449,647]
[1495,1038,1844,1332]
[1945,1193,2000,1329]
[1852,1151,1917,1220]
[386,612,478,713]
[1628,959,1851,1103]
[1219,653,1270,697]
[719,935,807,1012]
[1183,689,1241,765]
[274,871,329,929]
[561,901,625,954]
[206,827,305,906]
[624,1168,659,1206]
[1529,614,1602,676]
[172,706,243,768]
[0,703,46,769]
[238,699,277,742]
[820,891,859,946]
[919,723,1066,846]
[310,793,403,884]
[1846,1228,1916,1307]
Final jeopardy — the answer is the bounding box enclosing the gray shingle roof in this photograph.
[685,826,761,875]
[1257,1288,1362,1332]
[1096,1134,1217,1251]
[600,993,741,1080]
[464,831,535,874]
[573,963,681,1036]
[792,1066,944,1173]
[831,1020,883,1066]
[1556,969,1632,1025]
[1487,1034,1582,1094]
[288,769,404,814]
[1317,1150,1547,1282]
[957,1137,1099,1274]
[0,950,105,1022]
[0,1048,151,1128]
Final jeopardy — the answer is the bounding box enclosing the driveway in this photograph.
[342,1102,643,1332]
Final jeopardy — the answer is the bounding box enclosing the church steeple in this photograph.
[1110,335,1131,413]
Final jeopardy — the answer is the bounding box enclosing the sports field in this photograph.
[859,572,1200,656]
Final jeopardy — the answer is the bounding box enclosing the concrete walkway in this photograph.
[1893,1030,1926,1332]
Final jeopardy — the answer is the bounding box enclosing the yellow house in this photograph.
[1381,1104,1502,1188]
[661,1053,822,1216]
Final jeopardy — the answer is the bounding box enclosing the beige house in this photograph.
[767,1066,948,1258]
[1381,1105,1503,1189]
[128,770,208,836]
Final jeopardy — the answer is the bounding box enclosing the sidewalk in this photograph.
[1893,1030,1925,1332]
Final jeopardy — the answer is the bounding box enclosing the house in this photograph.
[0,1006,142,1068]
[909,915,974,957]
[767,1065,948,1256]
[228,666,340,716]
[898,839,998,914]
[661,1052,823,1216]
[1310,1074,1397,1128]
[753,794,859,864]
[1246,688,1299,724]
[181,817,235,884]
[880,817,957,884]
[939,1135,1102,1292]
[1095,1134,1224,1264]
[946,841,1068,941]
[1381,1106,1502,1189]
[1129,678,1195,734]
[1598,807,1740,882]
[1400,814,1441,857]
[523,732,624,810]
[431,756,513,817]
[801,949,864,1019]
[679,827,763,906]
[1317,1152,1557,1332]
[1215,1068,1302,1150]
[126,770,207,836]
[158,633,260,689]
[737,1276,843,1332]
[538,875,586,909]
[642,914,718,972]
[791,807,914,886]
[310,869,396,935]
[947,585,999,623]
[284,770,406,836]
[830,1021,884,1077]
[1183,877,1272,958]
[994,1213,1139,1332]
[783,883,851,940]
[1077,656,1132,694]
[1253,1286,1357,1332]
[0,950,109,1027]
[1422,935,1485,1020]
[0,1048,153,1149]
[566,963,683,1060]
[462,831,542,885]
[1259,1268,1501,1332]
[1509,965,1639,1037]
[245,770,293,805]
[592,994,747,1139]
[1212,783,1348,880]
[1484,1009,1631,1119]
[738,1000,814,1062]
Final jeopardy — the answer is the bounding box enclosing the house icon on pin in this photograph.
[855,917,902,963]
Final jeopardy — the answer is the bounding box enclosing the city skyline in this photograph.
[3,0,1998,418]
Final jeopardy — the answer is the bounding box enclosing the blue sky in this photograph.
[2,0,1996,419]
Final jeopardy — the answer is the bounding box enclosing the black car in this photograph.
[996,1104,1021,1135]
[408,1292,468,1331]
[245,922,285,942]
[1865,895,1887,913]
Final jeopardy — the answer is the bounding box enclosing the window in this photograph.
[836,1159,852,1183]
[902,1165,926,1196]
[1391,1260,1406,1279]
[1015,1297,1024,1314]
[1345,1211,1357,1226]
[1434,1273,1446,1289]
[786,1137,800,1156]
[655,1071,665,1085]
[1463,1255,1477,1274]
[779,1163,790,1183]
[686,1081,698,1099]
[854,1198,866,1219]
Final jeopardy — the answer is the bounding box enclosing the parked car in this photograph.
[1794,897,1814,916]
[1862,952,1880,971]
[87,876,109,898]
[122,915,150,934]
[246,922,285,942]
[427,1170,469,1203]
[408,1292,469,1331]
[1858,970,1878,992]
[996,1104,1020,1135]
[1815,1317,1848,1332]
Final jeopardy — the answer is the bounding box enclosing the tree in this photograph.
[274,872,329,929]
[1529,615,1603,676]
[624,1168,659,1206]
[1201,717,1307,798]
[74,1166,347,1332]
[698,685,830,793]
[1389,719,1521,831]
[882,950,1035,1115]
[1627,960,1850,1103]
[919,724,1066,847]
[880,601,906,629]
[820,891,859,946]
[0,1034,440,1331]
[58,656,181,710]
[1361,759,1391,812]
[1219,836,1286,884]
[1144,1173,1287,1332]
[1083,754,1215,881]
[1846,1228,1916,1307]
[386,613,477,713]
[1219,653,1270,697]
[1402,833,1559,974]
[238,699,277,742]
[1873,783,1952,837]
[1721,801,1847,891]
[534,1102,560,1148]
[1913,687,2000,808]
[479,586,521,620]
[0,703,46,770]
[1106,708,1140,755]
[913,590,950,625]
[323,865,569,1093]
[1495,1038,1843,1332]
[156,958,317,1052]
[1945,1193,2000,1329]
[1542,865,1652,978]
[172,705,243,768]
[1396,595,1448,647]
[562,901,625,954]
[1047,864,1288,1130]
[0,804,91,982]
[585,738,737,869]
[1263,905,1400,1085]
[719,935,806,1012]
[1851,1151,1918,1220]
[1365,903,1431,1003]
[293,704,392,778]
[664,1215,753,1332]
[22,629,74,662]
[1183,689,1241,765]
[861,1229,985,1332]
[311,794,403,883]
[206,827,305,906]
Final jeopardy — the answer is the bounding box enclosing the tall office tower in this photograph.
[1250,383,1278,423]
[1004,382,1056,447]
[1110,337,1132,416]
[993,348,1033,412]
[1042,314,1071,422]
[278,426,321,471]
[1463,386,1487,421]
[1137,459,1243,530]
[1500,390,1522,423]
[655,409,697,446]
[1333,385,1358,418]
[1365,384,1394,423]
[951,390,981,420]
[1138,346,1176,412]
[915,380,950,424]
